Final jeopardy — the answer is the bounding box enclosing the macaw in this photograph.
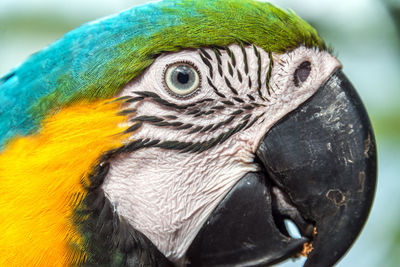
[0,0,377,266]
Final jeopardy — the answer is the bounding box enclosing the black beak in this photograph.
[186,70,377,267]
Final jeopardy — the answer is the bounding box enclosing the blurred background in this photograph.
[0,0,399,266]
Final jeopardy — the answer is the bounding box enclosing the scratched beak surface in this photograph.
[258,70,377,266]
[186,70,376,267]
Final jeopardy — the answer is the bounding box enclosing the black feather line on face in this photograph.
[200,47,212,60]
[193,110,213,118]
[266,51,274,95]
[231,109,244,116]
[165,115,178,120]
[110,95,133,103]
[237,69,243,83]
[176,123,194,130]
[233,97,245,103]
[253,45,265,101]
[211,105,225,110]
[118,44,272,156]
[227,61,234,77]
[132,115,164,123]
[212,47,222,64]
[249,75,254,89]
[200,124,214,132]
[125,96,145,103]
[247,93,255,101]
[124,122,143,134]
[240,42,249,75]
[199,53,214,79]
[187,109,201,115]
[132,91,193,110]
[187,126,204,134]
[118,108,137,116]
[207,77,226,99]
[217,64,223,77]
[221,100,234,106]
[224,76,239,95]
[111,108,259,155]
[225,46,236,67]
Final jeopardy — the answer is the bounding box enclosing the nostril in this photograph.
[294,61,311,86]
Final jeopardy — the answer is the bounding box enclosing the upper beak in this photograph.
[186,70,377,266]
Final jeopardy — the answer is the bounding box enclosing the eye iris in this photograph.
[165,63,200,96]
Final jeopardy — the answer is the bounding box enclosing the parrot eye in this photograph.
[164,62,201,97]
[294,61,311,87]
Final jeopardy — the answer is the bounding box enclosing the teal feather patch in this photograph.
[0,0,325,149]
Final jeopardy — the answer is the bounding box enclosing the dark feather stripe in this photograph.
[200,48,212,60]
[176,123,194,130]
[237,69,243,83]
[266,51,274,95]
[221,100,234,106]
[210,115,235,132]
[187,109,201,115]
[233,97,245,103]
[212,47,221,61]
[224,76,239,95]
[125,96,145,103]
[108,95,133,103]
[253,45,264,100]
[231,109,244,115]
[133,91,190,110]
[200,124,214,132]
[132,115,164,123]
[245,113,263,130]
[242,114,252,121]
[247,94,255,101]
[240,42,249,75]
[207,77,226,98]
[217,64,223,77]
[211,105,225,110]
[188,126,204,134]
[243,104,255,110]
[227,61,234,77]
[199,53,214,79]
[193,110,214,117]
[118,108,137,115]
[165,115,178,119]
[248,77,252,90]
[225,46,236,67]
[124,122,143,134]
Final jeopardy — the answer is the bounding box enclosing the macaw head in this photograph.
[0,0,376,266]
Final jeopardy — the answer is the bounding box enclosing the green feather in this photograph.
[0,0,326,148]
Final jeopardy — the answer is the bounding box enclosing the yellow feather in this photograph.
[0,100,128,266]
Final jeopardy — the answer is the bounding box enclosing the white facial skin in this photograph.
[101,44,341,264]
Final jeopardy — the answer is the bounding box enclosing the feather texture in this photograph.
[0,0,325,150]
[0,0,327,265]
[0,100,128,266]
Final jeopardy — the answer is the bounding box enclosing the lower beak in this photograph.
[186,70,377,266]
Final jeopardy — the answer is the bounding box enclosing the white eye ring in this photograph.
[164,62,201,97]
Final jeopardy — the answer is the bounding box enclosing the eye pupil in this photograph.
[177,71,190,84]
[294,61,311,87]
